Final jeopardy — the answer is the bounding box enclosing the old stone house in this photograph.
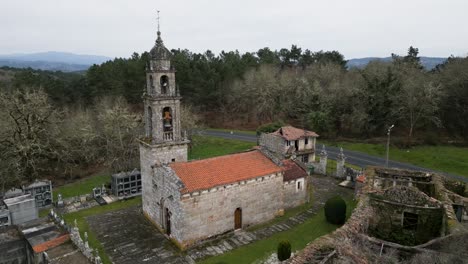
[139,30,311,247]
[259,126,318,163]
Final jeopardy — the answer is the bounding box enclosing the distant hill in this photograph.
[347,56,447,70]
[0,51,112,72]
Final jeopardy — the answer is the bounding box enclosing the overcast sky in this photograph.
[1,0,468,59]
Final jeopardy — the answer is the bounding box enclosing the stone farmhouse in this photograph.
[259,126,318,163]
[139,29,316,247]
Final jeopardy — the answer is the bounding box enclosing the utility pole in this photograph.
[386,124,395,168]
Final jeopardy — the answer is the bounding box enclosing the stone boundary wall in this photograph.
[48,209,102,264]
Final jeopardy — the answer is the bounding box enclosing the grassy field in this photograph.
[63,197,142,264]
[53,173,110,200]
[208,128,257,135]
[189,135,256,160]
[198,199,357,264]
[321,140,468,177]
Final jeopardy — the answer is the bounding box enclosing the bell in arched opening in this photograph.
[160,75,169,94]
[162,107,172,132]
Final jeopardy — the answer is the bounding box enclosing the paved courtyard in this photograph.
[87,175,353,263]
[87,207,191,264]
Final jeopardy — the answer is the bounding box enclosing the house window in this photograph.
[297,181,302,190]
[403,212,418,230]
[305,137,308,145]
[286,140,290,146]
[171,158,175,162]
[301,155,309,163]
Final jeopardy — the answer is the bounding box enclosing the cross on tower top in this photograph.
[157,10,160,34]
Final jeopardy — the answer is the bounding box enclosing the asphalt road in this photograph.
[201,129,467,183]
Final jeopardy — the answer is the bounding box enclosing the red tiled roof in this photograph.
[283,160,308,181]
[272,126,319,140]
[170,150,282,193]
[356,174,366,183]
[32,234,70,253]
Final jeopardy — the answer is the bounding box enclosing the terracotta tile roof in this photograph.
[272,126,319,140]
[32,234,70,253]
[283,160,308,181]
[356,174,366,183]
[170,150,283,193]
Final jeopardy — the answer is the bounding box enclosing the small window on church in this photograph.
[149,75,154,87]
[297,181,302,190]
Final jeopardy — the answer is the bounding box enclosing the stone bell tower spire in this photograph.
[140,12,189,164]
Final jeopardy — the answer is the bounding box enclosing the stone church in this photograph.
[139,29,317,247]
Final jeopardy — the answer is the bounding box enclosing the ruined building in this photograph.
[139,29,312,248]
[290,167,468,264]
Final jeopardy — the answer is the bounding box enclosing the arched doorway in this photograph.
[234,208,242,230]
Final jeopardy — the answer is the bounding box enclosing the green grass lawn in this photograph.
[320,141,468,178]
[189,135,256,160]
[53,173,110,200]
[198,199,357,264]
[63,197,142,264]
[208,128,257,135]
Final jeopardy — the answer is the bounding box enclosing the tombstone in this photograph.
[336,147,346,178]
[49,208,54,217]
[95,250,102,264]
[318,145,328,175]
[57,193,64,208]
[74,218,78,228]
[42,252,50,264]
[101,184,106,195]
[93,187,102,198]
[84,231,88,242]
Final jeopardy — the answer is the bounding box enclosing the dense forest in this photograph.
[1,45,467,190]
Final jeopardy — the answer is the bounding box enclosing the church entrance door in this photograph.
[165,208,171,235]
[234,208,242,230]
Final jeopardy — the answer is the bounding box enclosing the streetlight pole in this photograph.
[386,124,395,168]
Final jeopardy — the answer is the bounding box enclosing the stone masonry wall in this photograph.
[140,141,188,166]
[283,177,308,209]
[141,152,186,243]
[259,133,285,155]
[178,172,283,246]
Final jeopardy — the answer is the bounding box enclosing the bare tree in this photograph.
[392,68,443,140]
[95,96,142,172]
[0,88,61,190]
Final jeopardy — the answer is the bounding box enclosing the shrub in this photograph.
[324,196,347,225]
[256,121,285,136]
[277,240,292,261]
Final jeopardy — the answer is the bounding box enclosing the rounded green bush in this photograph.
[277,240,292,261]
[324,196,347,225]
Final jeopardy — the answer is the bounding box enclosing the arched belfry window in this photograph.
[147,106,153,137]
[162,107,173,132]
[160,75,169,94]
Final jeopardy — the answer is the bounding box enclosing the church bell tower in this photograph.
[140,19,189,164]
